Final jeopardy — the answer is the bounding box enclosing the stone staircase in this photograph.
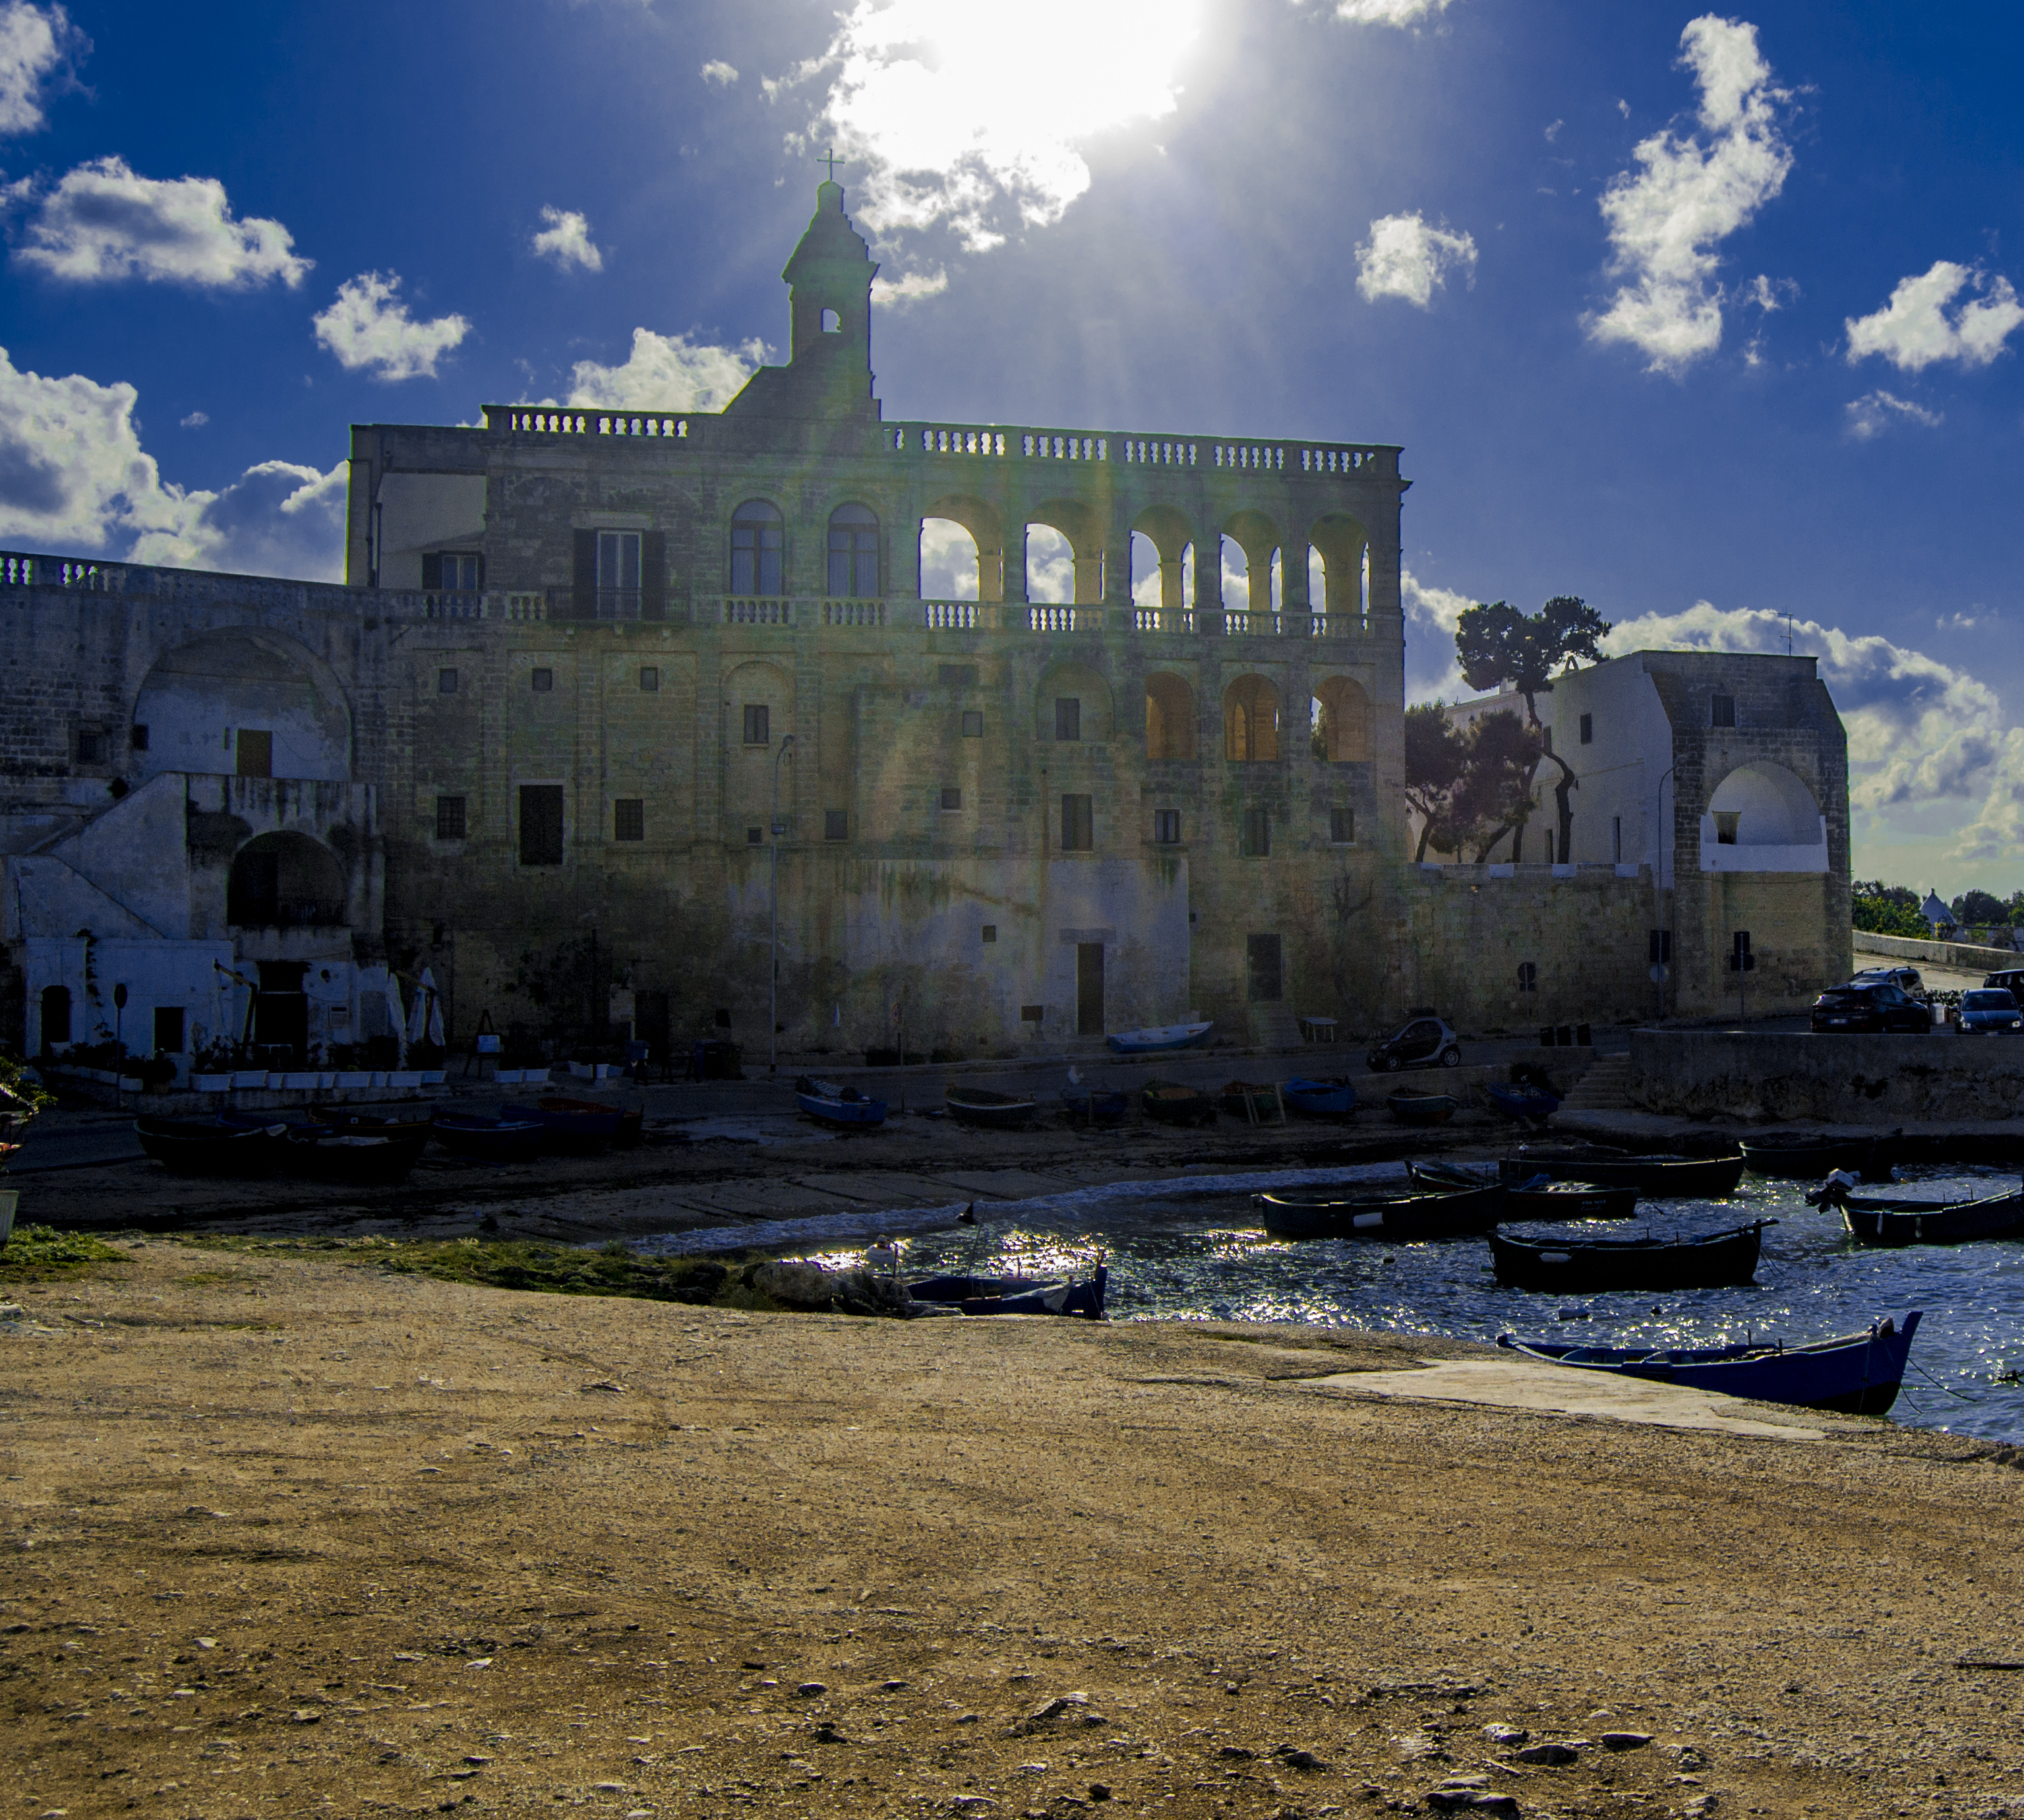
[1557,1052,1633,1113]
[1245,1003,1307,1051]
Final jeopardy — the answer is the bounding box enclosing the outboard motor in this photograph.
[1805,1167,1860,1209]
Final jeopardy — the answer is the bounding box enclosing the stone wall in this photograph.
[1853,931,2019,972]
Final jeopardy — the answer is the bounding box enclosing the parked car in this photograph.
[1368,1013,1462,1072]
[1851,965,1926,999]
[1984,968,2024,997]
[1957,988,2023,1035]
[1810,982,1932,1035]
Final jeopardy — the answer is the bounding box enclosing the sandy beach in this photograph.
[5,1240,2023,1819]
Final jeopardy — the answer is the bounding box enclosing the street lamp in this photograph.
[769,733,796,1075]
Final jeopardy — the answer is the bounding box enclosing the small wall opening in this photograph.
[1025,524,1075,605]
[1224,675,1281,762]
[227,832,347,928]
[1146,673,1197,760]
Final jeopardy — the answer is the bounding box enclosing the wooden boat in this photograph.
[305,1107,432,1140]
[1388,1090,1458,1126]
[1485,1080,1559,1122]
[134,1114,286,1175]
[503,1099,619,1154]
[1106,1021,1212,1055]
[908,1264,1108,1319]
[1219,1079,1282,1120]
[1498,1311,1923,1415]
[282,1122,430,1184]
[537,1095,645,1150]
[795,1076,889,1129]
[1499,1144,1746,1198]
[1282,1076,1356,1117]
[944,1086,1037,1129]
[1808,1171,2024,1247]
[1142,1079,1216,1126]
[1059,1087,1131,1124]
[430,1109,545,1164]
[1741,1132,1897,1182]
[1409,1160,1638,1220]
[1489,1219,1770,1292]
[1254,1180,1504,1241]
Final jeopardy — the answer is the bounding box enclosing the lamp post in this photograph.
[112,983,128,1107]
[769,734,796,1076]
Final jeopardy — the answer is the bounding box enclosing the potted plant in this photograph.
[0,1052,51,1243]
[134,1052,178,1093]
[191,1038,235,1093]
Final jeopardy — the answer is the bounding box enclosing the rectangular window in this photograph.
[981,925,997,943]
[130,723,148,752]
[75,729,104,764]
[1245,934,1284,1002]
[1154,808,1181,844]
[746,826,763,845]
[824,808,848,841]
[1518,960,1538,994]
[613,799,645,842]
[940,787,963,811]
[235,729,272,777]
[519,784,564,865]
[1060,793,1093,851]
[1711,692,1737,728]
[1055,698,1081,742]
[531,667,554,694]
[730,514,784,597]
[827,520,879,597]
[1330,807,1354,844]
[742,704,770,746]
[437,667,458,694]
[1612,815,1622,863]
[436,795,467,840]
[1241,806,1270,857]
[1542,724,1553,754]
[153,1006,185,1054]
[430,552,482,592]
[961,710,984,738]
[597,530,642,619]
[1579,712,1593,745]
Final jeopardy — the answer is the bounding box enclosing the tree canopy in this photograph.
[1404,700,1543,863]
[1455,595,1614,723]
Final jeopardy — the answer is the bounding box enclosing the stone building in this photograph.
[0,181,1853,1069]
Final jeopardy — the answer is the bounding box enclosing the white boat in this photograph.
[1106,1021,1213,1055]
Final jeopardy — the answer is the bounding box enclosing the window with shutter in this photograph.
[519,785,564,864]
[1060,794,1093,851]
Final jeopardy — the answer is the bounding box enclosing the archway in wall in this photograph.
[1131,505,1194,613]
[1145,673,1197,760]
[1311,675,1372,762]
[1036,662,1114,744]
[227,832,348,928]
[133,630,352,783]
[1027,526,1076,605]
[1028,499,1103,604]
[1308,512,1370,621]
[920,518,981,600]
[1221,510,1279,615]
[1707,761,1822,845]
[921,492,1001,599]
[1224,675,1280,761]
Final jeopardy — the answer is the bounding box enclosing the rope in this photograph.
[1909,1359,1980,1404]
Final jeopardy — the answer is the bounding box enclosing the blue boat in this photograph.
[431,1109,545,1164]
[1497,1311,1922,1416]
[1485,1080,1559,1122]
[1106,1021,1212,1055]
[795,1076,888,1129]
[1283,1076,1356,1116]
[1059,1087,1130,1124]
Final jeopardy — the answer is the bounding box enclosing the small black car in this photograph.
[1368,1013,1462,1072]
[1810,982,1932,1035]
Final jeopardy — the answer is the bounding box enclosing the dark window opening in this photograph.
[437,667,458,694]
[742,704,771,746]
[981,925,997,943]
[824,808,848,841]
[1714,810,1740,845]
[1649,929,1673,965]
[746,826,763,845]
[1055,698,1082,742]
[640,666,659,692]
[730,499,785,597]
[1711,692,1737,728]
[531,668,554,694]
[596,530,642,619]
[1330,807,1354,844]
[1060,793,1093,851]
[614,799,645,842]
[827,502,879,598]
[961,710,984,738]
[39,983,71,1048]
[1021,1004,1045,1023]
[1613,815,1622,862]
[519,785,564,866]
[227,832,347,926]
[1154,808,1181,844]
[154,1006,185,1054]
[130,723,148,752]
[1246,933,1284,1002]
[75,728,104,764]
[235,729,272,777]
[1077,942,1105,1036]
[427,551,483,592]
[1518,961,1538,994]
[1578,712,1593,744]
[940,787,963,811]
[436,795,467,840]
[1241,806,1270,857]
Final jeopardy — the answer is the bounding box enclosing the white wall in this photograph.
[378,473,487,589]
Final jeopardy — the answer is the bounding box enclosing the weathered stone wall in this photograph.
[1854,931,2019,972]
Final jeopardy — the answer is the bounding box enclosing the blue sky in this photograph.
[0,0,2021,892]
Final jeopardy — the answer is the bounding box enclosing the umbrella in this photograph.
[383,970,407,1063]
[409,966,446,1048]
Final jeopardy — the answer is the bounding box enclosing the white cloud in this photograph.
[0,2,80,136]
[1742,273,1794,311]
[1844,389,1942,440]
[14,156,311,288]
[1307,0,1454,20]
[919,516,978,600]
[1586,16,1794,373]
[0,344,343,578]
[1844,260,2024,373]
[530,205,603,272]
[179,410,207,428]
[564,327,767,411]
[783,0,1204,268]
[1355,212,1477,308]
[870,266,948,307]
[700,58,737,86]
[1402,568,1476,701]
[313,272,468,380]
[1544,119,1563,142]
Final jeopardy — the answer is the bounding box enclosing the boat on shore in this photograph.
[534,1096,645,1149]
[1410,1159,1638,1219]
[1498,1311,1923,1414]
[1142,1079,1216,1126]
[1106,1021,1212,1055]
[1282,1077,1356,1117]
[504,1099,620,1154]
[1499,1144,1746,1198]
[1388,1090,1458,1126]
[1808,1171,2024,1247]
[795,1076,889,1129]
[944,1086,1037,1129]
[1741,1132,1898,1182]
[1059,1086,1131,1124]
[1485,1080,1560,1123]
[907,1263,1108,1318]
[1489,1219,1770,1292]
[1254,1180,1504,1241]
[1219,1079,1283,1121]
[135,1114,286,1175]
[431,1109,546,1164]
[282,1121,430,1184]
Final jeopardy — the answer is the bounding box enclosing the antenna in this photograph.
[1785,611,1793,656]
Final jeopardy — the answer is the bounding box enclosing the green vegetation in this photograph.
[0,1223,128,1285]
[1851,882,1928,938]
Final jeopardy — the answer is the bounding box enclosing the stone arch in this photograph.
[1311,675,1371,762]
[1145,672,1197,760]
[1027,497,1104,604]
[1220,509,1279,614]
[1307,512,1369,620]
[921,493,1002,601]
[1707,760,1822,845]
[1224,674,1280,762]
[133,628,353,783]
[1036,661,1114,744]
[226,831,348,928]
[1132,504,1193,612]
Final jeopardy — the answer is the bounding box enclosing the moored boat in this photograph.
[504,1099,620,1154]
[538,1095,645,1149]
[1497,1311,1923,1415]
[1741,1131,1897,1182]
[795,1076,889,1129]
[1106,1021,1212,1055]
[1254,1180,1504,1241]
[1282,1076,1356,1117]
[1808,1171,2024,1247]
[1409,1159,1638,1219]
[431,1109,546,1164]
[1485,1080,1560,1123]
[907,1263,1108,1318]
[1488,1219,1770,1292]
[1388,1090,1458,1126]
[1142,1079,1216,1126]
[1500,1144,1746,1198]
[944,1086,1037,1129]
[134,1114,286,1175]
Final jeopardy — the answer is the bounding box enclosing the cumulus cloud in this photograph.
[0,344,343,578]
[1586,16,1794,373]
[530,205,603,272]
[179,410,206,428]
[1402,568,1476,701]
[313,272,468,380]
[1305,0,1454,19]
[700,58,737,86]
[0,1,81,136]
[870,266,949,307]
[781,0,1203,270]
[1845,389,1942,440]
[564,327,767,411]
[1355,212,1477,307]
[14,156,311,288]
[1844,260,2024,373]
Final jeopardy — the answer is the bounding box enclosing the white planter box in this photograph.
[568,1060,595,1080]
[335,1072,373,1089]
[282,1072,320,1090]
[317,1072,338,1089]
[264,1072,287,1089]
[119,1077,146,1094]
[386,1070,423,1089]
[595,1063,621,1080]
[232,1070,267,1089]
[520,1068,549,1086]
[419,1069,446,1085]
[370,1071,389,1087]
[493,1068,522,1085]
[192,1074,233,1092]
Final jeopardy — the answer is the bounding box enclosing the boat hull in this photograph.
[431,1112,545,1164]
[1059,1089,1130,1124]
[944,1091,1036,1129]
[1485,1082,1560,1122]
[1501,1149,1747,1198]
[1489,1221,1766,1292]
[285,1128,429,1184]
[1388,1092,1458,1126]
[1106,1022,1212,1054]
[1412,1162,1638,1220]
[1839,1188,2024,1248]
[1741,1134,1896,1180]
[1142,1081,1216,1126]
[134,1116,285,1176]
[908,1265,1107,1318]
[1282,1077,1355,1116]
[796,1091,888,1128]
[1255,1182,1504,1241]
[502,1100,619,1154]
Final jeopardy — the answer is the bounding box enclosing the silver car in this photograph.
[1957,988,2022,1035]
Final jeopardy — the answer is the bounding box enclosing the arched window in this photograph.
[1311,676,1372,762]
[39,983,71,1049]
[1224,676,1280,762]
[227,834,347,928]
[730,500,784,597]
[1146,673,1197,760]
[827,503,879,598]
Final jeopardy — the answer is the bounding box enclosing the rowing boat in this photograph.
[1499,1144,1746,1198]
[1253,1180,1504,1241]
[1488,1219,1770,1291]
[1808,1171,2024,1247]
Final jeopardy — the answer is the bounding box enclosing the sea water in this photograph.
[887,1163,2024,1445]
